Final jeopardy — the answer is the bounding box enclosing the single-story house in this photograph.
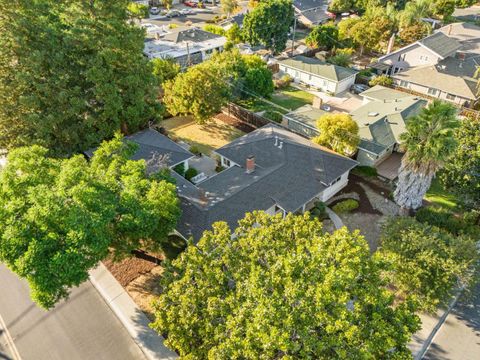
[350,85,427,167]
[176,124,357,240]
[293,0,331,27]
[84,128,194,174]
[143,27,226,67]
[283,103,326,138]
[219,12,246,30]
[278,56,357,95]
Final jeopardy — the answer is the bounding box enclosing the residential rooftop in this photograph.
[176,124,357,239]
[279,56,357,82]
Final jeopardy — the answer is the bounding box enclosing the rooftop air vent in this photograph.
[368,112,379,117]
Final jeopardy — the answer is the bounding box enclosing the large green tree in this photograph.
[394,100,459,212]
[0,135,180,309]
[305,24,339,50]
[163,63,231,123]
[0,0,159,154]
[377,217,478,312]
[242,0,294,54]
[440,116,480,209]
[152,212,420,358]
[151,58,181,88]
[313,113,360,156]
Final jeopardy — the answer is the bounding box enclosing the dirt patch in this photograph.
[126,266,164,321]
[103,256,159,287]
[215,113,256,133]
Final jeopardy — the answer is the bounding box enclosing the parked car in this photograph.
[325,11,336,19]
[180,8,195,15]
[149,6,160,15]
[166,10,181,17]
[350,84,370,94]
[184,1,197,7]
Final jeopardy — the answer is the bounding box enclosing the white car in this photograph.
[150,6,160,15]
[180,9,195,15]
[141,23,162,33]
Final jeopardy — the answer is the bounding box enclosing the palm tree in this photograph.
[394,100,459,213]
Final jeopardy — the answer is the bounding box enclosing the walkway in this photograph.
[325,207,344,230]
[377,152,402,181]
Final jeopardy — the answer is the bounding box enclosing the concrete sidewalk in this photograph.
[89,263,178,360]
[326,207,344,230]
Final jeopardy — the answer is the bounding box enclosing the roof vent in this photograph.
[368,112,379,117]
[278,141,283,149]
[246,155,255,174]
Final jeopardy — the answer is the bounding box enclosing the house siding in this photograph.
[320,172,349,202]
[393,78,472,106]
[379,44,441,74]
[279,64,355,95]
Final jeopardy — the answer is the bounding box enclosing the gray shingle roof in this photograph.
[418,32,462,59]
[163,27,222,43]
[293,0,328,12]
[279,56,357,82]
[358,139,387,155]
[85,129,193,173]
[177,124,357,240]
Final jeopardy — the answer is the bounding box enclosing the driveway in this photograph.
[0,264,146,360]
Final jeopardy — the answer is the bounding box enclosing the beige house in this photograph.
[373,23,480,107]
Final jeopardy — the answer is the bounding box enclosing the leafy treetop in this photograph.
[152,212,420,359]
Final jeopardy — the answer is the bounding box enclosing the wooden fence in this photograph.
[222,103,271,129]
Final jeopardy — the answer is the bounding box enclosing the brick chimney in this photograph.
[246,155,255,174]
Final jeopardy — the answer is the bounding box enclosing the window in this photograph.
[399,80,409,88]
[223,158,231,167]
[446,93,456,101]
[420,55,429,61]
[427,88,438,96]
[330,176,341,185]
[205,49,213,55]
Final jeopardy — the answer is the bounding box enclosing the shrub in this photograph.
[189,145,201,156]
[332,199,359,213]
[369,75,393,87]
[313,201,327,219]
[264,110,283,123]
[354,165,377,177]
[358,69,373,77]
[415,207,480,239]
[336,47,355,56]
[185,167,198,181]
[274,74,293,89]
[378,217,478,312]
[203,24,226,36]
[173,162,185,176]
[215,165,226,173]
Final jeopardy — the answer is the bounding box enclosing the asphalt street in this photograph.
[424,280,480,360]
[0,264,146,360]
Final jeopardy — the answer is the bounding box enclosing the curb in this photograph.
[89,263,178,360]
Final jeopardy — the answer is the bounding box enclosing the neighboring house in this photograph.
[219,13,246,30]
[373,23,480,107]
[278,56,357,95]
[283,103,326,138]
[143,27,226,67]
[175,124,357,240]
[293,0,331,27]
[350,85,427,167]
[84,129,194,174]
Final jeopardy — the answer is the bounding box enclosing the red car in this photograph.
[325,11,336,19]
[184,1,196,7]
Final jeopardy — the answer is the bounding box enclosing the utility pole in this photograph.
[186,41,191,67]
[290,16,297,57]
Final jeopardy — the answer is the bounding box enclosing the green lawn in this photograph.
[424,178,459,210]
[237,86,314,115]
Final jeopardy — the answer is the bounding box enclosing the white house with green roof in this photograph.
[278,56,357,95]
[350,86,427,167]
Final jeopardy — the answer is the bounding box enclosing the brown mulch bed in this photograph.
[103,255,162,287]
[333,176,382,215]
[215,113,256,133]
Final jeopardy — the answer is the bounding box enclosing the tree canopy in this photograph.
[377,217,478,312]
[0,0,160,155]
[313,113,360,156]
[243,0,294,53]
[394,100,459,211]
[440,116,480,209]
[163,63,231,123]
[152,212,420,358]
[305,24,339,50]
[0,135,180,309]
[151,58,181,87]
